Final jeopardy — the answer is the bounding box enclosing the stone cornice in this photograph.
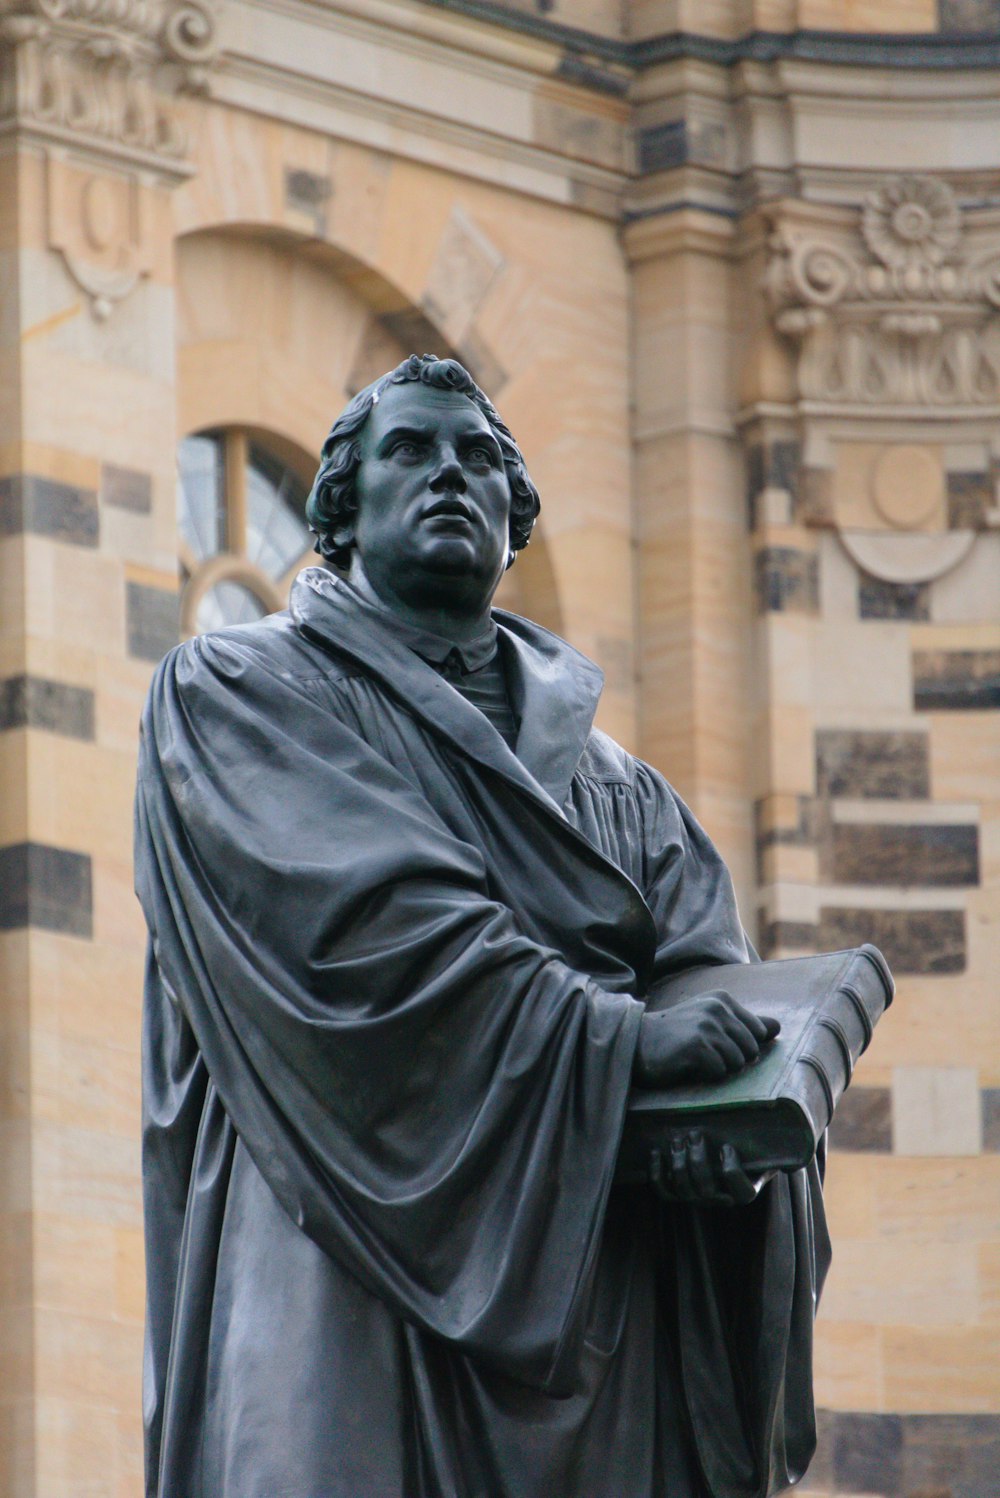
[416,5,1000,76]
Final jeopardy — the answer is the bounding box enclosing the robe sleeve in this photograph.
[134,633,643,1393]
[634,762,832,1498]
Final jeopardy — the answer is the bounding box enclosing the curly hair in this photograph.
[306,354,540,570]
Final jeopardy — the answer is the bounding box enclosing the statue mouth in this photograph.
[423,498,475,525]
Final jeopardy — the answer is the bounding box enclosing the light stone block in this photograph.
[930,534,1000,625]
[813,1319,882,1410]
[878,1159,1000,1254]
[893,1067,983,1158]
[882,1326,1000,1412]
[819,1238,979,1327]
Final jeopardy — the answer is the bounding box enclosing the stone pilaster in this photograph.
[0,4,219,1490]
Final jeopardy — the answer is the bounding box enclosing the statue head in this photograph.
[306,354,540,573]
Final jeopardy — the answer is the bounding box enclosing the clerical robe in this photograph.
[135,567,829,1498]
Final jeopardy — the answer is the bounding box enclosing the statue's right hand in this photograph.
[632,992,780,1089]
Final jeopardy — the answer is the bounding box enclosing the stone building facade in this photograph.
[0,1,998,1493]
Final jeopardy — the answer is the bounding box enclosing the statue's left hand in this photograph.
[648,1132,769,1207]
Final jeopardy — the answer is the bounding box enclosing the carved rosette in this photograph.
[766,175,1000,412]
[0,0,221,315]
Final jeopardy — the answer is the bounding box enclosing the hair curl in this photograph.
[306,354,540,570]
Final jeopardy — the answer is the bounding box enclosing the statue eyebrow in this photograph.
[375,424,433,455]
[375,423,501,457]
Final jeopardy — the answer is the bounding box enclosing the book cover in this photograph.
[618,944,894,1179]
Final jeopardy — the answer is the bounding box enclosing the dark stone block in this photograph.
[831,822,979,888]
[754,546,818,614]
[834,1410,904,1493]
[126,582,179,663]
[0,473,99,547]
[636,119,687,173]
[901,1413,1000,1498]
[0,842,93,937]
[816,729,930,800]
[757,918,819,958]
[101,463,152,514]
[828,1086,892,1152]
[939,0,1000,34]
[947,469,993,528]
[0,675,95,739]
[754,795,817,881]
[982,1089,1000,1151]
[745,440,802,527]
[914,650,1000,711]
[859,576,930,621]
[819,906,965,975]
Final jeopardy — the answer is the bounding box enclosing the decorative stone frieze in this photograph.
[765,175,1000,414]
[0,0,220,165]
[0,0,221,313]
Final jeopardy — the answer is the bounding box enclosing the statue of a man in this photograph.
[136,355,829,1498]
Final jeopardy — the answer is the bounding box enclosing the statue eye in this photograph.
[467,445,494,466]
[391,440,421,459]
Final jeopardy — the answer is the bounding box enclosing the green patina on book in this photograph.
[619,944,894,1178]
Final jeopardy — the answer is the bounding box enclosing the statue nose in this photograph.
[429,454,467,493]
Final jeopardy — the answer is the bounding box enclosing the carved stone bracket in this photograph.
[765,175,1000,413]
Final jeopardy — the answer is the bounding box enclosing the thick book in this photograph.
[618,944,894,1179]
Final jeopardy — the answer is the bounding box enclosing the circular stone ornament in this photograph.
[871,444,942,531]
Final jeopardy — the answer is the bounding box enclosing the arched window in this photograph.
[177,428,314,635]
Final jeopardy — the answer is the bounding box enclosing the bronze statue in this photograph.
[136,355,829,1497]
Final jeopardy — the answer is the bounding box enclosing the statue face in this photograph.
[349,381,513,613]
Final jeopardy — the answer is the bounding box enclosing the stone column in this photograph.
[0,4,218,1490]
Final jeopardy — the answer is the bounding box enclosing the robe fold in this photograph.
[135,566,829,1498]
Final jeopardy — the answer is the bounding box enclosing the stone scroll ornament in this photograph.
[765,174,1000,410]
[0,0,222,316]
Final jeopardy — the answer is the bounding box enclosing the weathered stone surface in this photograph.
[754,547,819,614]
[0,675,95,739]
[834,1411,904,1495]
[754,794,817,880]
[0,473,99,547]
[914,650,1000,710]
[859,576,930,621]
[829,1086,892,1153]
[939,0,1000,35]
[983,1089,1000,1151]
[636,119,686,172]
[830,822,979,888]
[947,469,994,528]
[126,582,180,663]
[804,1410,1000,1498]
[0,841,93,937]
[757,918,820,958]
[746,439,801,526]
[816,728,930,800]
[101,463,153,514]
[819,907,966,975]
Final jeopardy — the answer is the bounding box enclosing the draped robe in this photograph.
[135,567,830,1498]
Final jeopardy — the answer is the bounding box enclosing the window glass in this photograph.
[195,580,269,634]
[178,433,225,561]
[246,444,312,580]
